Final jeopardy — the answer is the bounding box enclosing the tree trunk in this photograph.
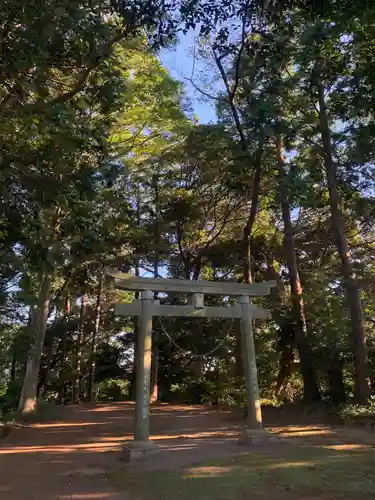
[327,351,346,404]
[242,152,263,284]
[315,69,370,403]
[214,53,264,385]
[18,273,51,414]
[40,304,61,398]
[235,150,264,383]
[88,274,103,402]
[10,351,16,382]
[276,136,321,401]
[58,296,71,405]
[150,174,160,403]
[72,293,87,404]
[275,321,295,397]
[129,235,140,401]
[150,345,159,402]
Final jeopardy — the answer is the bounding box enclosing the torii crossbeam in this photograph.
[107,269,277,460]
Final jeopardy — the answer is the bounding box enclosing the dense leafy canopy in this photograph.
[1,0,375,418]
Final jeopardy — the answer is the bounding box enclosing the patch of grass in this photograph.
[107,445,375,499]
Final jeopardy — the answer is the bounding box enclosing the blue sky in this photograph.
[160,33,217,124]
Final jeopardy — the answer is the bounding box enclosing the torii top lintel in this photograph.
[106,269,277,297]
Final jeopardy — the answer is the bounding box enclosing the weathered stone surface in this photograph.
[237,429,278,446]
[120,440,160,462]
[107,268,276,296]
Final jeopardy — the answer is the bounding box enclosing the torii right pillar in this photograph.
[238,295,272,445]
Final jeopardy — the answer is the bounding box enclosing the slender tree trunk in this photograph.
[21,307,38,377]
[327,351,346,404]
[18,272,51,414]
[88,273,103,402]
[65,295,71,315]
[266,260,296,397]
[242,152,263,284]
[10,351,16,382]
[276,136,321,401]
[39,330,54,399]
[72,293,87,404]
[214,52,265,384]
[275,320,295,397]
[315,69,370,403]
[150,345,159,402]
[130,189,141,400]
[58,296,70,405]
[40,304,61,398]
[150,174,160,403]
[235,150,264,383]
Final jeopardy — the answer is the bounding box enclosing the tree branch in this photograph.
[183,75,224,102]
[1,31,126,115]
[41,32,125,108]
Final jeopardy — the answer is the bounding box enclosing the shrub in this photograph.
[96,379,129,401]
[0,379,23,421]
[338,395,375,425]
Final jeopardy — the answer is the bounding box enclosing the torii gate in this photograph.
[107,269,276,460]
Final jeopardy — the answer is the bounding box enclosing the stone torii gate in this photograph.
[107,269,276,460]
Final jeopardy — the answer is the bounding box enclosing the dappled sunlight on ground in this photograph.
[272,425,333,437]
[32,422,115,429]
[89,404,134,413]
[0,403,246,498]
[266,460,317,469]
[184,465,234,478]
[112,439,375,499]
[2,402,375,499]
[0,441,122,454]
[58,494,122,499]
[319,443,372,451]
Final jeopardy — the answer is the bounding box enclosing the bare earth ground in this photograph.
[1,402,375,499]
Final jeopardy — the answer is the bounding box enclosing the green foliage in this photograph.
[1,0,375,416]
[96,379,130,402]
[169,379,217,405]
[339,396,375,425]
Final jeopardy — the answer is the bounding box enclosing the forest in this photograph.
[1,0,375,421]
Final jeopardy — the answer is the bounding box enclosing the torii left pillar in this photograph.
[122,290,159,460]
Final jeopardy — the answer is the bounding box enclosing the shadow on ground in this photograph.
[1,402,375,499]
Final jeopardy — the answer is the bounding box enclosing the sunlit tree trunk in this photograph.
[213,51,265,385]
[276,135,321,401]
[236,154,263,382]
[130,187,141,401]
[150,345,159,402]
[39,304,59,398]
[88,273,103,402]
[72,293,87,403]
[315,65,370,403]
[150,174,160,402]
[18,272,51,414]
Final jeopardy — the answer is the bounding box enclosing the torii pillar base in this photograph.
[238,428,277,446]
[120,440,160,462]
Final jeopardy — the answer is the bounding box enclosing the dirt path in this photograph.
[1,403,375,499]
[0,403,244,499]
